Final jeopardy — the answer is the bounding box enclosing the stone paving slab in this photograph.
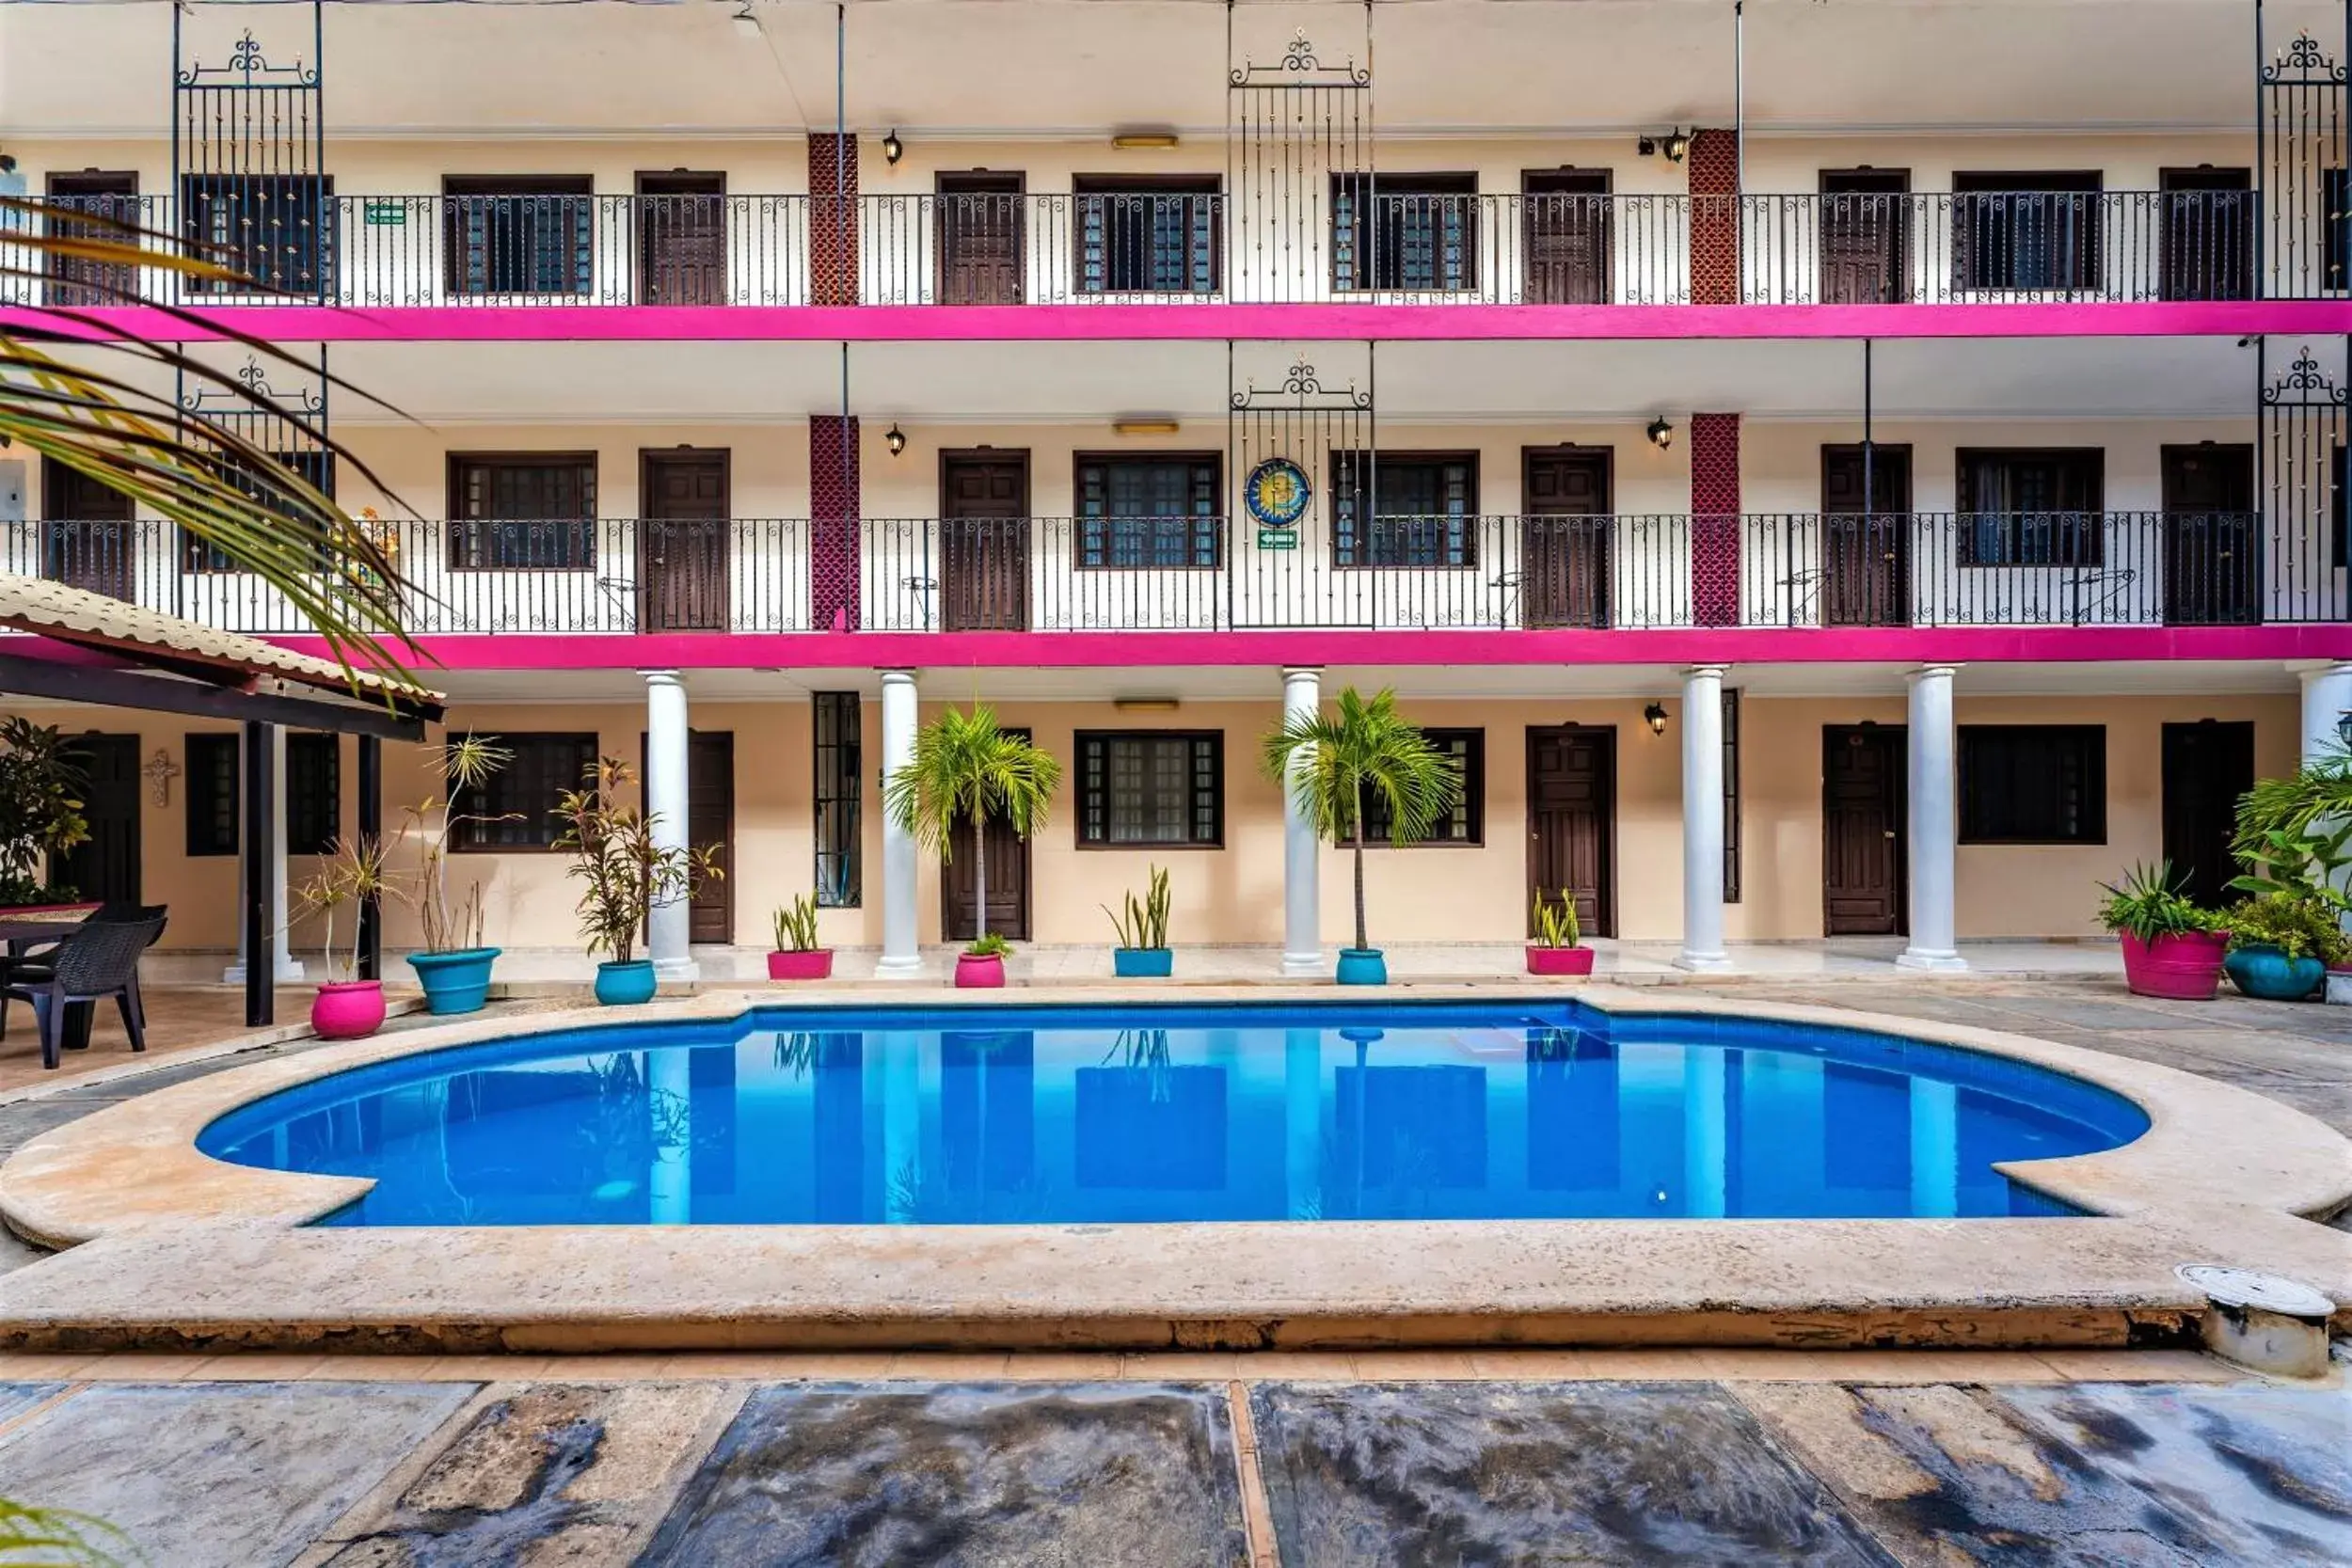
[0,1378,61,1426]
[0,1381,475,1568]
[1248,1380,1896,1566]
[639,1382,1251,1567]
[1734,1380,2352,1567]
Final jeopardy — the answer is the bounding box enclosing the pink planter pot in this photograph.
[2119,930,2229,1001]
[1526,945,1597,977]
[955,954,1007,989]
[310,979,387,1039]
[767,949,835,982]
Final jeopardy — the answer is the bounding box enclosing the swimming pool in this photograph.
[195,1000,2150,1227]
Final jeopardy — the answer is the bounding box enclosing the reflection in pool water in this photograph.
[195,1002,2148,1227]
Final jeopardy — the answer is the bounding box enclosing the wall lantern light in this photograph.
[1663,131,1691,164]
[1644,702,1669,737]
[884,423,907,457]
[1645,417,1674,451]
[882,130,904,166]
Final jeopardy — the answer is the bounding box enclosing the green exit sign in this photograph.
[362,201,407,227]
[1256,530,1298,550]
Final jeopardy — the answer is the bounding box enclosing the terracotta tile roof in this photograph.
[0,573,441,709]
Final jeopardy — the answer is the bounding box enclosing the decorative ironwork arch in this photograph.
[173,350,336,591]
[1227,344,1381,627]
[2256,11,2349,297]
[2256,337,2350,623]
[173,4,331,304]
[1227,11,1373,305]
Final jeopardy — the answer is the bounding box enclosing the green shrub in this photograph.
[2223,894,2349,966]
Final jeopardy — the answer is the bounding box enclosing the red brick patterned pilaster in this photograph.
[1688,128,1740,306]
[810,415,861,631]
[1690,412,1741,627]
[808,134,860,306]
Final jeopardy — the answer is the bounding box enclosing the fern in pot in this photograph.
[1105,863,1173,978]
[769,893,834,981]
[552,756,723,1006]
[1526,888,1595,977]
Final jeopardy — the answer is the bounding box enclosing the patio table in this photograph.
[0,905,103,1053]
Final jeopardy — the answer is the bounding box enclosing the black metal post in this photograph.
[242,721,276,1028]
[356,733,381,981]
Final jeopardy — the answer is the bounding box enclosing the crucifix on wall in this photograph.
[143,748,181,807]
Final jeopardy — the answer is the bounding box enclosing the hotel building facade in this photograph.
[3,0,2348,978]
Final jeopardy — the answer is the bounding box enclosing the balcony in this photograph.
[10,513,2341,639]
[8,187,2310,310]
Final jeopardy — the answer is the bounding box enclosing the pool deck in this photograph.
[1,983,2345,1356]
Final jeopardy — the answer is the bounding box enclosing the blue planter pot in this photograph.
[594,959,659,1006]
[1113,948,1173,978]
[2223,944,2327,1002]
[405,947,500,1016]
[1335,948,1388,986]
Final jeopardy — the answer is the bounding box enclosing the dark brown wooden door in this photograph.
[1820,444,1912,627]
[2160,444,2258,626]
[2159,167,2252,302]
[40,457,135,601]
[1527,725,1614,939]
[1521,449,1612,628]
[44,171,139,307]
[1822,725,1905,936]
[50,734,139,906]
[941,451,1029,632]
[1521,169,1611,304]
[1820,169,1910,303]
[937,172,1024,305]
[2161,721,2254,912]
[943,726,1032,942]
[638,449,730,632]
[636,172,726,305]
[638,730,735,945]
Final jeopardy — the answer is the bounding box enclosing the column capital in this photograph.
[1281,665,1325,680]
[878,668,918,688]
[1682,663,1729,680]
[640,668,685,688]
[1907,663,1961,682]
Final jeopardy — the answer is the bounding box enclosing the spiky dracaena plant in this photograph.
[1,195,422,687]
[1262,686,1463,955]
[551,757,723,965]
[392,734,516,954]
[290,833,389,981]
[883,705,1062,951]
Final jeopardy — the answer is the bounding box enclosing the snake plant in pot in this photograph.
[1526,888,1595,977]
[553,757,724,1006]
[1105,864,1174,977]
[769,893,834,981]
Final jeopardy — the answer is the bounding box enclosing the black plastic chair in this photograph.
[5,912,167,1069]
[0,904,167,1042]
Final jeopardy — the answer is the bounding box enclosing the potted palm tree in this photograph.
[769,893,834,980]
[884,704,1062,989]
[1104,864,1173,977]
[552,756,723,1006]
[397,734,516,1015]
[1527,888,1595,977]
[292,834,391,1038]
[1262,686,1464,986]
[2097,861,2228,1000]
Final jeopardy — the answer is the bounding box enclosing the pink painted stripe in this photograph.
[264,624,2352,673]
[13,300,2352,344]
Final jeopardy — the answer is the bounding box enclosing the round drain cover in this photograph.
[2177,1263,2336,1319]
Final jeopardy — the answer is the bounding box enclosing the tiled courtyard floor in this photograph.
[0,971,2345,1563]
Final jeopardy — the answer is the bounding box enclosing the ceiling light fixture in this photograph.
[1662,130,1691,164]
[1114,697,1182,712]
[884,423,907,457]
[1111,132,1181,150]
[1644,701,1669,736]
[882,129,904,166]
[1112,419,1181,436]
[1645,417,1674,451]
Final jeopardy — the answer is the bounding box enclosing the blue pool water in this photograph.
[196,1001,2148,1227]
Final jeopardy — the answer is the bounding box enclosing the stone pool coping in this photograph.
[0,984,2346,1354]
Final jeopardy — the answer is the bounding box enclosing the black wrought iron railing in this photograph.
[3,189,2315,308]
[8,513,2341,635]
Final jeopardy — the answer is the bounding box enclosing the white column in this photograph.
[1681,1045,1728,1218]
[644,669,696,981]
[1676,665,1732,972]
[1898,664,1966,972]
[648,1048,692,1224]
[1909,1078,1959,1218]
[2298,661,2352,763]
[1280,667,1324,976]
[1284,1027,1322,1217]
[876,669,924,978]
[224,728,304,985]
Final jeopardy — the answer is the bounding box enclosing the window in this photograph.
[443,175,593,296]
[1333,173,1478,293]
[182,449,336,573]
[1073,176,1219,293]
[813,692,861,907]
[1959,725,2106,845]
[185,732,239,856]
[1362,728,1483,846]
[1075,454,1221,568]
[285,732,340,856]
[1332,451,1478,568]
[1076,732,1222,847]
[1723,688,1742,903]
[182,174,335,296]
[449,732,596,850]
[1952,171,2101,292]
[447,453,596,570]
[1956,449,2105,566]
